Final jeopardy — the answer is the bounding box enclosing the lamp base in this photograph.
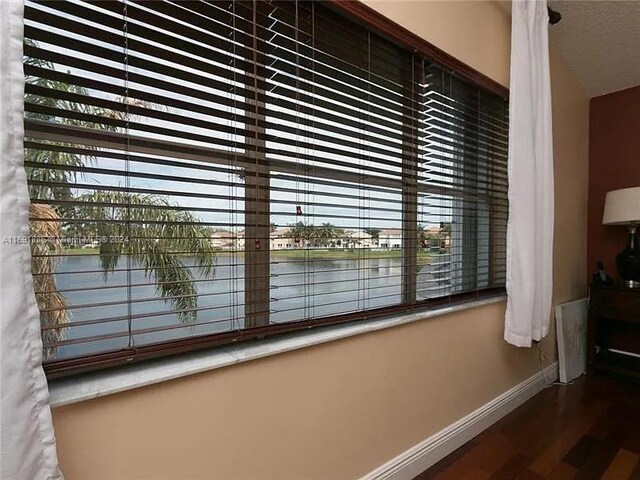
[616,224,640,287]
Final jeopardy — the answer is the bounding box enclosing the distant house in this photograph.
[422,224,452,251]
[270,227,295,250]
[235,231,245,250]
[210,230,240,250]
[379,228,402,249]
[342,229,375,249]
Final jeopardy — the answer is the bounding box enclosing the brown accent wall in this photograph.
[588,85,640,282]
[50,3,590,479]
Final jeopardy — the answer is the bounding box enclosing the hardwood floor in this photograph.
[413,373,640,480]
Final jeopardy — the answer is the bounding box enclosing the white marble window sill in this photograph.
[48,294,506,408]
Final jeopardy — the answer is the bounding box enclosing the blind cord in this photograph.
[123,0,134,349]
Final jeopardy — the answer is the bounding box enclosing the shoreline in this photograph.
[60,247,436,260]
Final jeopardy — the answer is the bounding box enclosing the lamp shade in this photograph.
[602,187,640,225]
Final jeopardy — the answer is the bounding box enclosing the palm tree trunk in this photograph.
[29,203,69,360]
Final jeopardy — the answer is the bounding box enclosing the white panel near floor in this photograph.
[555,298,588,384]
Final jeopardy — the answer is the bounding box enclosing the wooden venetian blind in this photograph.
[23,0,508,377]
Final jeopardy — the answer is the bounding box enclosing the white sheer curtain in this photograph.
[504,0,554,347]
[0,1,63,478]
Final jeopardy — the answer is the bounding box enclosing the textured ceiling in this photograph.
[549,0,640,98]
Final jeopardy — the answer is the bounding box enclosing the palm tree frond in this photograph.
[75,191,216,322]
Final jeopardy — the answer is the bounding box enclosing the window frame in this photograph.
[32,0,508,379]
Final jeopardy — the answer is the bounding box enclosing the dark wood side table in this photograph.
[589,284,640,380]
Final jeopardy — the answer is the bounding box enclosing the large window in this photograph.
[24,0,508,377]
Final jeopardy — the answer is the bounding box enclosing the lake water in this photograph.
[53,254,451,359]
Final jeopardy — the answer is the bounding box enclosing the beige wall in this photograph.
[549,47,590,306]
[51,2,589,479]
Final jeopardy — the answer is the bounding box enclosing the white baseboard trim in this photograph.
[361,361,559,480]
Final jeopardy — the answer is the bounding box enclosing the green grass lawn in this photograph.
[60,247,101,255]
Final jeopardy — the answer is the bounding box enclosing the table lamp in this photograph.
[602,186,640,287]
